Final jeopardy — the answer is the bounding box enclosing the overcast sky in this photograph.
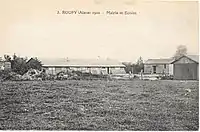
[0,0,198,62]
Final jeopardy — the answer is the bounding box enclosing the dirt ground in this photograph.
[0,80,198,130]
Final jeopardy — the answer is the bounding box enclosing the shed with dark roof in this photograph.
[171,55,199,80]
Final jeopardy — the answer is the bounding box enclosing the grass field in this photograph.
[0,80,199,130]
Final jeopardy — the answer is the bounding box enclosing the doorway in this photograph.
[153,66,156,73]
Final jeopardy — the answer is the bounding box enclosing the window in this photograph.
[164,64,166,69]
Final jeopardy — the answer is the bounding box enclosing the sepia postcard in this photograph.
[0,0,199,131]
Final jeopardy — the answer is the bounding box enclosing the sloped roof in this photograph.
[186,55,199,63]
[144,58,174,64]
[40,58,125,67]
[171,55,199,64]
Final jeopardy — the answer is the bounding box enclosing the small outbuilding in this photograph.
[171,55,199,80]
[0,58,11,70]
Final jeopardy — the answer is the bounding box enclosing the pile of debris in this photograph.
[55,70,108,80]
[110,74,137,80]
[22,69,42,81]
[1,69,49,81]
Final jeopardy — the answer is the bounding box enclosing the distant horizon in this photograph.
[0,52,199,63]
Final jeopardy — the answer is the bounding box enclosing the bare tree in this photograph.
[4,55,12,62]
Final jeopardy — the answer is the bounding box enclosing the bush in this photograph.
[1,71,22,81]
[0,70,12,80]
[160,75,174,80]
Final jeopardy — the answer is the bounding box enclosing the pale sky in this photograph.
[0,0,198,62]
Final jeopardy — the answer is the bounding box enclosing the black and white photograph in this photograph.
[0,0,199,131]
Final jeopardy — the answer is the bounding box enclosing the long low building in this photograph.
[36,58,126,75]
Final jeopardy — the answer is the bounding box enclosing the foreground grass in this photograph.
[0,80,198,130]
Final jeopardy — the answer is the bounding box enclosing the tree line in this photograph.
[3,54,42,75]
[122,56,144,74]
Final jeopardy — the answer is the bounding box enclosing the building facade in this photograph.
[144,58,174,75]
